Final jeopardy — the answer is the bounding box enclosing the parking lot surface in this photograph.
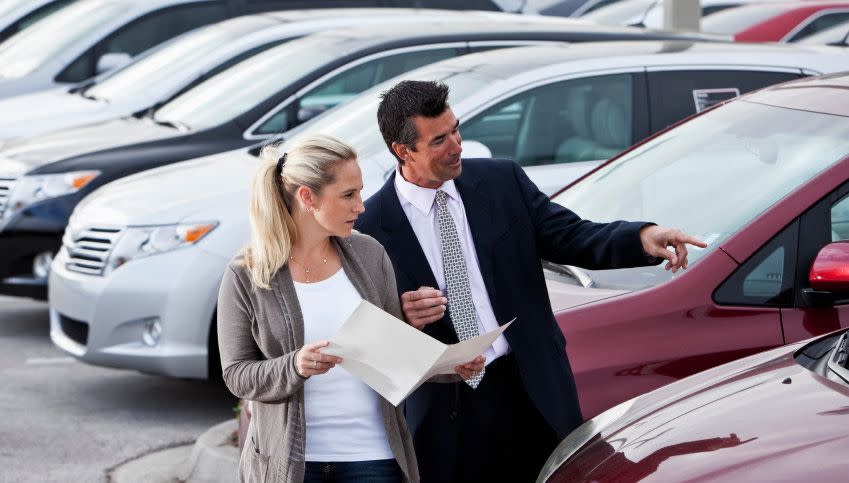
[0,296,236,482]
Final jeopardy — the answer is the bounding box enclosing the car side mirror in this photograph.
[461,140,493,159]
[803,242,849,306]
[95,52,132,75]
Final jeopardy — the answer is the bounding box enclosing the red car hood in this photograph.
[555,339,849,482]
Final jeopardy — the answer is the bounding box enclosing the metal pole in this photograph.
[664,0,700,31]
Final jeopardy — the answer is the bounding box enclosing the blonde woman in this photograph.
[217,135,483,483]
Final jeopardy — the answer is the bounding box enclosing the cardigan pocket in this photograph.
[246,436,270,483]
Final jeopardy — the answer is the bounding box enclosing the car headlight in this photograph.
[4,171,100,219]
[535,396,640,483]
[106,222,218,272]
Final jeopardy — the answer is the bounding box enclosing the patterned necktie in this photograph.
[435,190,484,388]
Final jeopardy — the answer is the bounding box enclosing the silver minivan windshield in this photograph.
[551,100,849,290]
[0,0,128,78]
[87,16,275,104]
[153,35,342,131]
[0,0,40,19]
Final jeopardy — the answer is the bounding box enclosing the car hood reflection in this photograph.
[553,346,849,481]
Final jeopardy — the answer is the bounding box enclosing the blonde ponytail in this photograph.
[243,135,356,289]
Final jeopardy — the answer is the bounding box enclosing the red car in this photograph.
[538,326,849,481]
[702,1,849,41]
[545,71,849,418]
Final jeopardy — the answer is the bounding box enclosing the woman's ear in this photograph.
[296,185,314,211]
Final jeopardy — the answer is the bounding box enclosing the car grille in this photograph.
[0,176,16,219]
[64,226,123,276]
[59,313,89,346]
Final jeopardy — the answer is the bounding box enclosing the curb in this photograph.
[179,419,240,482]
[109,419,238,483]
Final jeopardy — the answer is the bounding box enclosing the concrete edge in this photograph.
[178,419,240,482]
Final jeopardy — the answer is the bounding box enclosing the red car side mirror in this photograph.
[810,242,849,292]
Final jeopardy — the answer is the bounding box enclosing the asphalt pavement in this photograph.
[0,296,237,482]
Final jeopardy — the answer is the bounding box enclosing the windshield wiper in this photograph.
[543,261,595,288]
[836,334,849,370]
[68,78,97,94]
[826,332,849,385]
[152,117,190,131]
[79,90,107,103]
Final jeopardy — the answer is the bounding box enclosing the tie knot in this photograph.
[435,190,448,208]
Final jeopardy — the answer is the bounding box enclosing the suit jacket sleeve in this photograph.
[217,266,306,403]
[510,162,656,269]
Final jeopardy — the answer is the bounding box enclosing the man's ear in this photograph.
[391,142,413,164]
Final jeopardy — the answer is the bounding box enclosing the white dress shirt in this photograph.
[394,169,510,364]
[296,269,393,461]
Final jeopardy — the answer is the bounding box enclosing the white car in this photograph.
[0,0,286,100]
[0,8,519,143]
[49,41,849,379]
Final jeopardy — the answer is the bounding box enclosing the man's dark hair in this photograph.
[377,80,450,164]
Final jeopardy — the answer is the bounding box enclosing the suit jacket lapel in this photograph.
[377,173,439,290]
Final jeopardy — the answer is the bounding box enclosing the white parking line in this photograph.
[25,357,76,365]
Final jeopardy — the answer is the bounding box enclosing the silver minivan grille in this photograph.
[64,227,123,276]
[0,176,16,219]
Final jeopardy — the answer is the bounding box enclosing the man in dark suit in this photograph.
[354,80,705,482]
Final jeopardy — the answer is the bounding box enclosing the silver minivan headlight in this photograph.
[105,222,218,273]
[4,171,100,219]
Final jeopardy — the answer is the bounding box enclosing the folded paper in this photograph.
[322,300,514,406]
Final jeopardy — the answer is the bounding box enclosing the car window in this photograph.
[787,11,849,42]
[552,101,849,291]
[152,35,344,131]
[253,47,462,136]
[831,194,849,241]
[0,1,127,79]
[797,19,849,45]
[0,0,37,18]
[57,2,229,83]
[647,70,801,132]
[701,5,737,17]
[702,5,790,35]
[714,220,798,307]
[0,0,78,44]
[462,73,633,167]
[577,0,622,16]
[86,20,283,104]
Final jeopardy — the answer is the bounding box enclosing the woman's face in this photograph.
[312,159,365,238]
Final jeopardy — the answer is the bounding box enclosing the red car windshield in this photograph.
[552,100,849,290]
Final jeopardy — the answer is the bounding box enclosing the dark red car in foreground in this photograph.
[543,72,849,418]
[702,1,849,42]
[538,327,849,481]
[537,72,849,482]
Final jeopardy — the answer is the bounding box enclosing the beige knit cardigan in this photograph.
[217,232,419,483]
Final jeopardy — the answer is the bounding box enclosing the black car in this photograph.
[0,18,718,299]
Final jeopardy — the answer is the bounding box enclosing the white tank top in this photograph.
[294,268,393,462]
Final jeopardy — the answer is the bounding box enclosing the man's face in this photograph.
[395,108,462,189]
